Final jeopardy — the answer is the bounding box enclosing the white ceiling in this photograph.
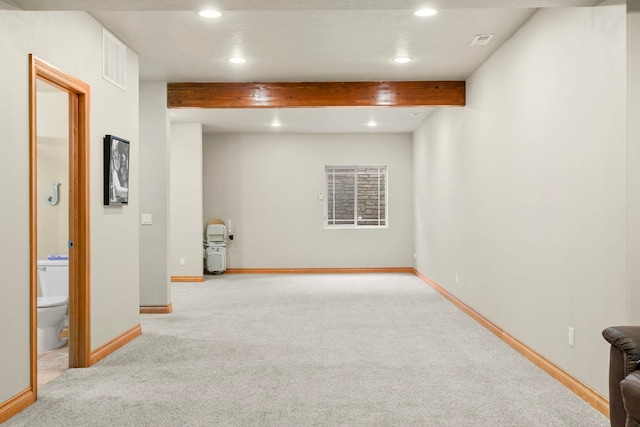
[6,0,616,133]
[170,107,437,134]
[93,8,536,82]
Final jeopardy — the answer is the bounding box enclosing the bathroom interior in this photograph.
[36,79,70,386]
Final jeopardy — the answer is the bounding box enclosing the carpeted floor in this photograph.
[4,274,609,426]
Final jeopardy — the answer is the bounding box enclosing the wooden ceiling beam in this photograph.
[167,81,465,108]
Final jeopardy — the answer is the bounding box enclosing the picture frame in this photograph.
[103,135,130,206]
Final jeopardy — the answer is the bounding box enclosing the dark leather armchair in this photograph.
[603,326,640,427]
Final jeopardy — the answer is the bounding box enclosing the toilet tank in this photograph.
[37,259,69,298]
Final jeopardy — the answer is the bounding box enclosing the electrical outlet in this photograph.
[179,257,185,266]
[568,327,575,347]
[141,214,152,225]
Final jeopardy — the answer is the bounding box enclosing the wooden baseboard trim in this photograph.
[0,387,36,423]
[171,276,204,282]
[501,331,609,416]
[90,324,142,365]
[224,267,415,275]
[140,304,173,314]
[413,269,609,418]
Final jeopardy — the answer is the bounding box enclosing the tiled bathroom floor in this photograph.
[37,343,68,387]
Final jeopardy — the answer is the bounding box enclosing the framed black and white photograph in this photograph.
[103,135,130,206]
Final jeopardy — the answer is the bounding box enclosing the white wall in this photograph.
[203,133,414,269]
[413,5,626,396]
[37,89,69,261]
[139,82,170,305]
[0,11,139,404]
[628,0,640,324]
[169,123,203,277]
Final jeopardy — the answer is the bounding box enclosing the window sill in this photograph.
[324,225,388,230]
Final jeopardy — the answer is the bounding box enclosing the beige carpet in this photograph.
[5,274,609,426]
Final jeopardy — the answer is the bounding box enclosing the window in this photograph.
[325,165,387,228]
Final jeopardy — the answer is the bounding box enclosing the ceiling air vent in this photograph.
[102,28,126,91]
[470,34,495,46]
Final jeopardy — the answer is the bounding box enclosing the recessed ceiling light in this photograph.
[367,120,377,127]
[228,57,246,64]
[414,8,437,17]
[199,9,222,18]
[410,112,423,117]
[392,56,413,64]
[271,120,282,128]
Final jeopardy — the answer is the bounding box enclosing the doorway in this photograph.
[36,78,70,386]
[29,55,91,396]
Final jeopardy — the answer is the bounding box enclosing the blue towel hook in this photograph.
[46,182,61,206]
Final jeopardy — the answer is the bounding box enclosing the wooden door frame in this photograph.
[29,55,91,394]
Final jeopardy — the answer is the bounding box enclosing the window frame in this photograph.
[324,164,388,229]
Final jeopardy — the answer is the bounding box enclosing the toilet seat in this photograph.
[37,296,68,308]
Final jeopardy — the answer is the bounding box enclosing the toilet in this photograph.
[37,258,69,351]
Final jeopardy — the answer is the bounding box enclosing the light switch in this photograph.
[141,214,153,225]
[318,192,324,200]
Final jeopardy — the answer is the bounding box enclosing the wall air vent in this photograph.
[470,34,495,46]
[102,28,126,91]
